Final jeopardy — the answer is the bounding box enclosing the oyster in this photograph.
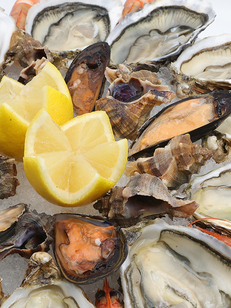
[129,90,231,158]
[186,162,231,220]
[171,33,231,98]
[94,174,199,227]
[65,42,110,115]
[54,214,127,284]
[1,251,95,307]
[125,134,213,188]
[121,218,231,308]
[107,0,215,65]
[0,156,19,199]
[95,70,175,140]
[25,0,124,52]
[0,205,54,260]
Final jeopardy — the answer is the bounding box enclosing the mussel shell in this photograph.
[129,90,231,159]
[54,214,128,284]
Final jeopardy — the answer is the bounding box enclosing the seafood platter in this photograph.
[1,0,231,306]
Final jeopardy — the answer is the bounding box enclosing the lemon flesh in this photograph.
[24,109,128,207]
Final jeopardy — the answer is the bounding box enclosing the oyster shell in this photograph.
[0,156,19,199]
[54,214,127,284]
[25,0,124,52]
[0,205,54,261]
[107,0,215,65]
[125,134,213,188]
[95,70,175,140]
[129,90,231,158]
[65,42,110,115]
[121,218,231,307]
[1,252,95,307]
[171,33,231,98]
[94,174,199,227]
[186,162,231,220]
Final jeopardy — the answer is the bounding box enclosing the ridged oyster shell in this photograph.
[107,0,215,65]
[171,33,231,98]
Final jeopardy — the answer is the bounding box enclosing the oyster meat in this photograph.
[171,33,231,98]
[65,42,110,115]
[25,0,124,52]
[129,90,231,158]
[121,218,231,308]
[107,0,215,65]
[54,214,127,284]
[1,252,95,307]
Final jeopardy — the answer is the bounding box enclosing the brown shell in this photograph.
[95,75,175,140]
[125,134,213,189]
[0,156,19,199]
[94,174,199,227]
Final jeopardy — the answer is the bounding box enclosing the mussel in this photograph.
[54,214,127,284]
[129,90,231,158]
[65,42,110,115]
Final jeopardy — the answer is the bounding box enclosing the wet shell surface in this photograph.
[129,90,231,158]
[95,70,175,140]
[107,0,216,65]
[94,174,199,227]
[171,33,231,98]
[125,134,213,189]
[54,214,128,284]
[1,252,95,307]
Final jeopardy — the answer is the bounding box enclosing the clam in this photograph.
[121,218,231,307]
[54,214,127,284]
[171,33,231,98]
[0,205,54,261]
[129,90,231,158]
[94,174,199,227]
[107,0,215,65]
[0,155,19,199]
[95,70,175,140]
[1,252,95,307]
[25,0,124,52]
[186,162,231,220]
[65,42,110,115]
[125,134,213,189]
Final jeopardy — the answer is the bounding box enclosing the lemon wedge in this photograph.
[24,109,128,207]
[0,62,73,160]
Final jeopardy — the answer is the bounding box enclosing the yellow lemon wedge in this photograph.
[0,62,73,160]
[23,109,128,207]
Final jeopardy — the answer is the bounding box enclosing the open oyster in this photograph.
[25,0,123,52]
[1,252,95,307]
[186,162,231,220]
[107,0,215,65]
[129,90,231,158]
[171,33,231,98]
[54,214,127,284]
[121,218,231,307]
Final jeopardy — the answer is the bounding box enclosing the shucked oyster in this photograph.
[1,252,95,307]
[171,34,231,98]
[129,90,231,158]
[107,0,215,65]
[121,218,231,307]
[25,0,123,52]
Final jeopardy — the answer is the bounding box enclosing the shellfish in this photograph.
[0,155,19,199]
[54,214,127,284]
[129,90,231,158]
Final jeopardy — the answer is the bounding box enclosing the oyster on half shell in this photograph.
[1,252,95,307]
[107,0,215,65]
[171,34,231,98]
[121,218,231,308]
